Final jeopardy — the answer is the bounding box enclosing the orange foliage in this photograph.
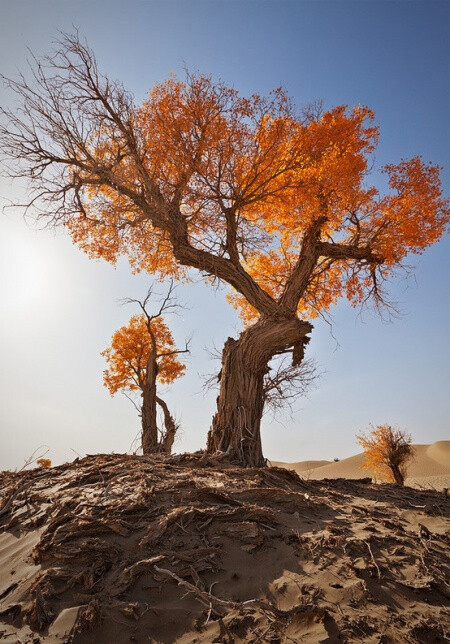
[36,458,52,468]
[64,75,449,322]
[102,314,185,396]
[357,424,414,485]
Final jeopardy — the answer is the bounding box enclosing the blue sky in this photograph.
[1,0,449,470]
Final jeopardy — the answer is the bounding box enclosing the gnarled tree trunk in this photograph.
[207,316,312,467]
[390,462,405,485]
[141,355,158,454]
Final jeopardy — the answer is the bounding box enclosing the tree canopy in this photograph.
[1,37,447,324]
[102,313,186,397]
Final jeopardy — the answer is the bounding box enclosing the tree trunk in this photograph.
[207,316,312,467]
[141,355,158,454]
[156,396,178,454]
[390,462,404,485]
[207,335,266,466]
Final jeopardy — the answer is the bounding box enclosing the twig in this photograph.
[260,522,277,531]
[16,445,50,473]
[155,566,220,612]
[364,540,381,580]
[253,625,272,643]
[205,581,218,625]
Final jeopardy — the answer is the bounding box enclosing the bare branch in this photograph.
[264,356,318,414]
[122,391,142,415]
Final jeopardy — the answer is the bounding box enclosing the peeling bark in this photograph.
[207,316,312,467]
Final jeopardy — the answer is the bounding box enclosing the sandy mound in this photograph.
[0,454,449,643]
[270,460,331,476]
[276,442,450,489]
[426,442,450,468]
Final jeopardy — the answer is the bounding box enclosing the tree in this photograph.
[357,424,414,485]
[1,34,448,466]
[102,287,188,454]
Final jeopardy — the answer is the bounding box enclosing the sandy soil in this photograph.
[273,442,450,490]
[0,453,449,643]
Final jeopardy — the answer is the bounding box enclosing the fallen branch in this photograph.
[154,565,287,619]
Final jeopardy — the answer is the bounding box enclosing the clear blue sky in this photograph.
[1,0,449,470]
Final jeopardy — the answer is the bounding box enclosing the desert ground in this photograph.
[0,443,449,643]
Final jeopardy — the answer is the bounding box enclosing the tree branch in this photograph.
[317,241,383,264]
[278,217,326,312]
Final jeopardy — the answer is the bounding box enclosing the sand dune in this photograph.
[274,441,450,489]
[270,459,332,476]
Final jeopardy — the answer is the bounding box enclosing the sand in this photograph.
[273,441,450,490]
[0,452,449,643]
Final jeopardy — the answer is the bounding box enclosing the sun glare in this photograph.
[1,226,52,314]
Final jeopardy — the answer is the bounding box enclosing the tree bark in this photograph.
[156,396,178,454]
[141,355,158,454]
[390,462,404,485]
[207,316,312,467]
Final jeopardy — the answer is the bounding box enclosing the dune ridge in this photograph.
[274,441,450,490]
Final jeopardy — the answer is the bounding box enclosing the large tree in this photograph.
[1,35,448,466]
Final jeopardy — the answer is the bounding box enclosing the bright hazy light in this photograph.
[1,226,52,313]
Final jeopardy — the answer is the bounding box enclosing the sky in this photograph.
[0,0,449,471]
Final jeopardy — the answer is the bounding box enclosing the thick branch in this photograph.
[317,241,383,264]
[278,217,326,312]
[224,206,240,265]
[168,224,278,316]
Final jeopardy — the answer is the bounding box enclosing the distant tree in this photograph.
[357,425,414,485]
[102,286,188,454]
[1,34,449,466]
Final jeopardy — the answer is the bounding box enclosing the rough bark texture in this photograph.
[390,463,405,486]
[141,356,158,455]
[207,317,313,467]
[156,396,178,454]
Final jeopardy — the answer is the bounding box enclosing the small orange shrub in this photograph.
[357,424,413,485]
[36,458,52,468]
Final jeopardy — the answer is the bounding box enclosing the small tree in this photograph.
[357,424,414,485]
[102,287,188,454]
